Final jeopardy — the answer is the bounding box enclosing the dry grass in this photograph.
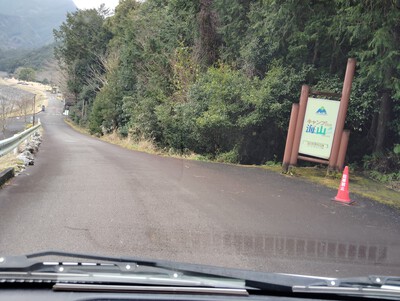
[100,131,161,155]
[0,153,24,174]
[64,118,203,160]
[64,118,90,136]
[100,132,204,161]
[64,119,162,155]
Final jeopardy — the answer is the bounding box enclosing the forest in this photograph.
[53,0,400,178]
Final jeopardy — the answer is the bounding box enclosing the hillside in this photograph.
[0,44,54,73]
[0,0,76,50]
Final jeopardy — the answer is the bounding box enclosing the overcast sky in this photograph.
[72,0,119,10]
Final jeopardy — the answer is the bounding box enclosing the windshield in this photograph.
[0,0,399,281]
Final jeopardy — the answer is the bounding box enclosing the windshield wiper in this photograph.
[0,250,320,291]
[2,250,399,299]
[293,275,400,300]
[0,250,247,293]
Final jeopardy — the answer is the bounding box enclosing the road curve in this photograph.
[0,93,399,278]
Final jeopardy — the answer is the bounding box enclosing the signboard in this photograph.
[299,98,340,159]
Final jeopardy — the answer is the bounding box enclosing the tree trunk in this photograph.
[82,99,86,121]
[329,40,337,73]
[312,40,319,66]
[374,90,392,152]
[368,111,377,140]
[374,63,394,153]
[197,0,219,66]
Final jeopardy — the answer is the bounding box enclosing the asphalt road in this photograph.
[0,93,399,278]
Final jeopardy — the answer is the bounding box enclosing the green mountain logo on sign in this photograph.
[316,107,327,115]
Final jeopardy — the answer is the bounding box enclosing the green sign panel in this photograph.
[299,98,340,159]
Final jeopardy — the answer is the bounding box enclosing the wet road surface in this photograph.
[0,93,399,278]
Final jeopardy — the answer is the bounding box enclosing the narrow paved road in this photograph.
[1,93,399,278]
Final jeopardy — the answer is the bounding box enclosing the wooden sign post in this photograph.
[282,58,356,173]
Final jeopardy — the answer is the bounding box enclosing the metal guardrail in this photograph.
[0,123,42,157]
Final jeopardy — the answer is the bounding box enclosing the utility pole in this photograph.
[32,94,36,126]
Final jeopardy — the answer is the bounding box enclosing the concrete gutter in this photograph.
[0,167,14,187]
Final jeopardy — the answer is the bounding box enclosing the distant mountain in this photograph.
[0,44,54,73]
[0,0,77,50]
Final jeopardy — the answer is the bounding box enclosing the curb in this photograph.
[0,167,15,187]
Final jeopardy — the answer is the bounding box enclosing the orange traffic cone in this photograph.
[332,166,354,204]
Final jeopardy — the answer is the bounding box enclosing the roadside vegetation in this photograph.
[54,1,399,194]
